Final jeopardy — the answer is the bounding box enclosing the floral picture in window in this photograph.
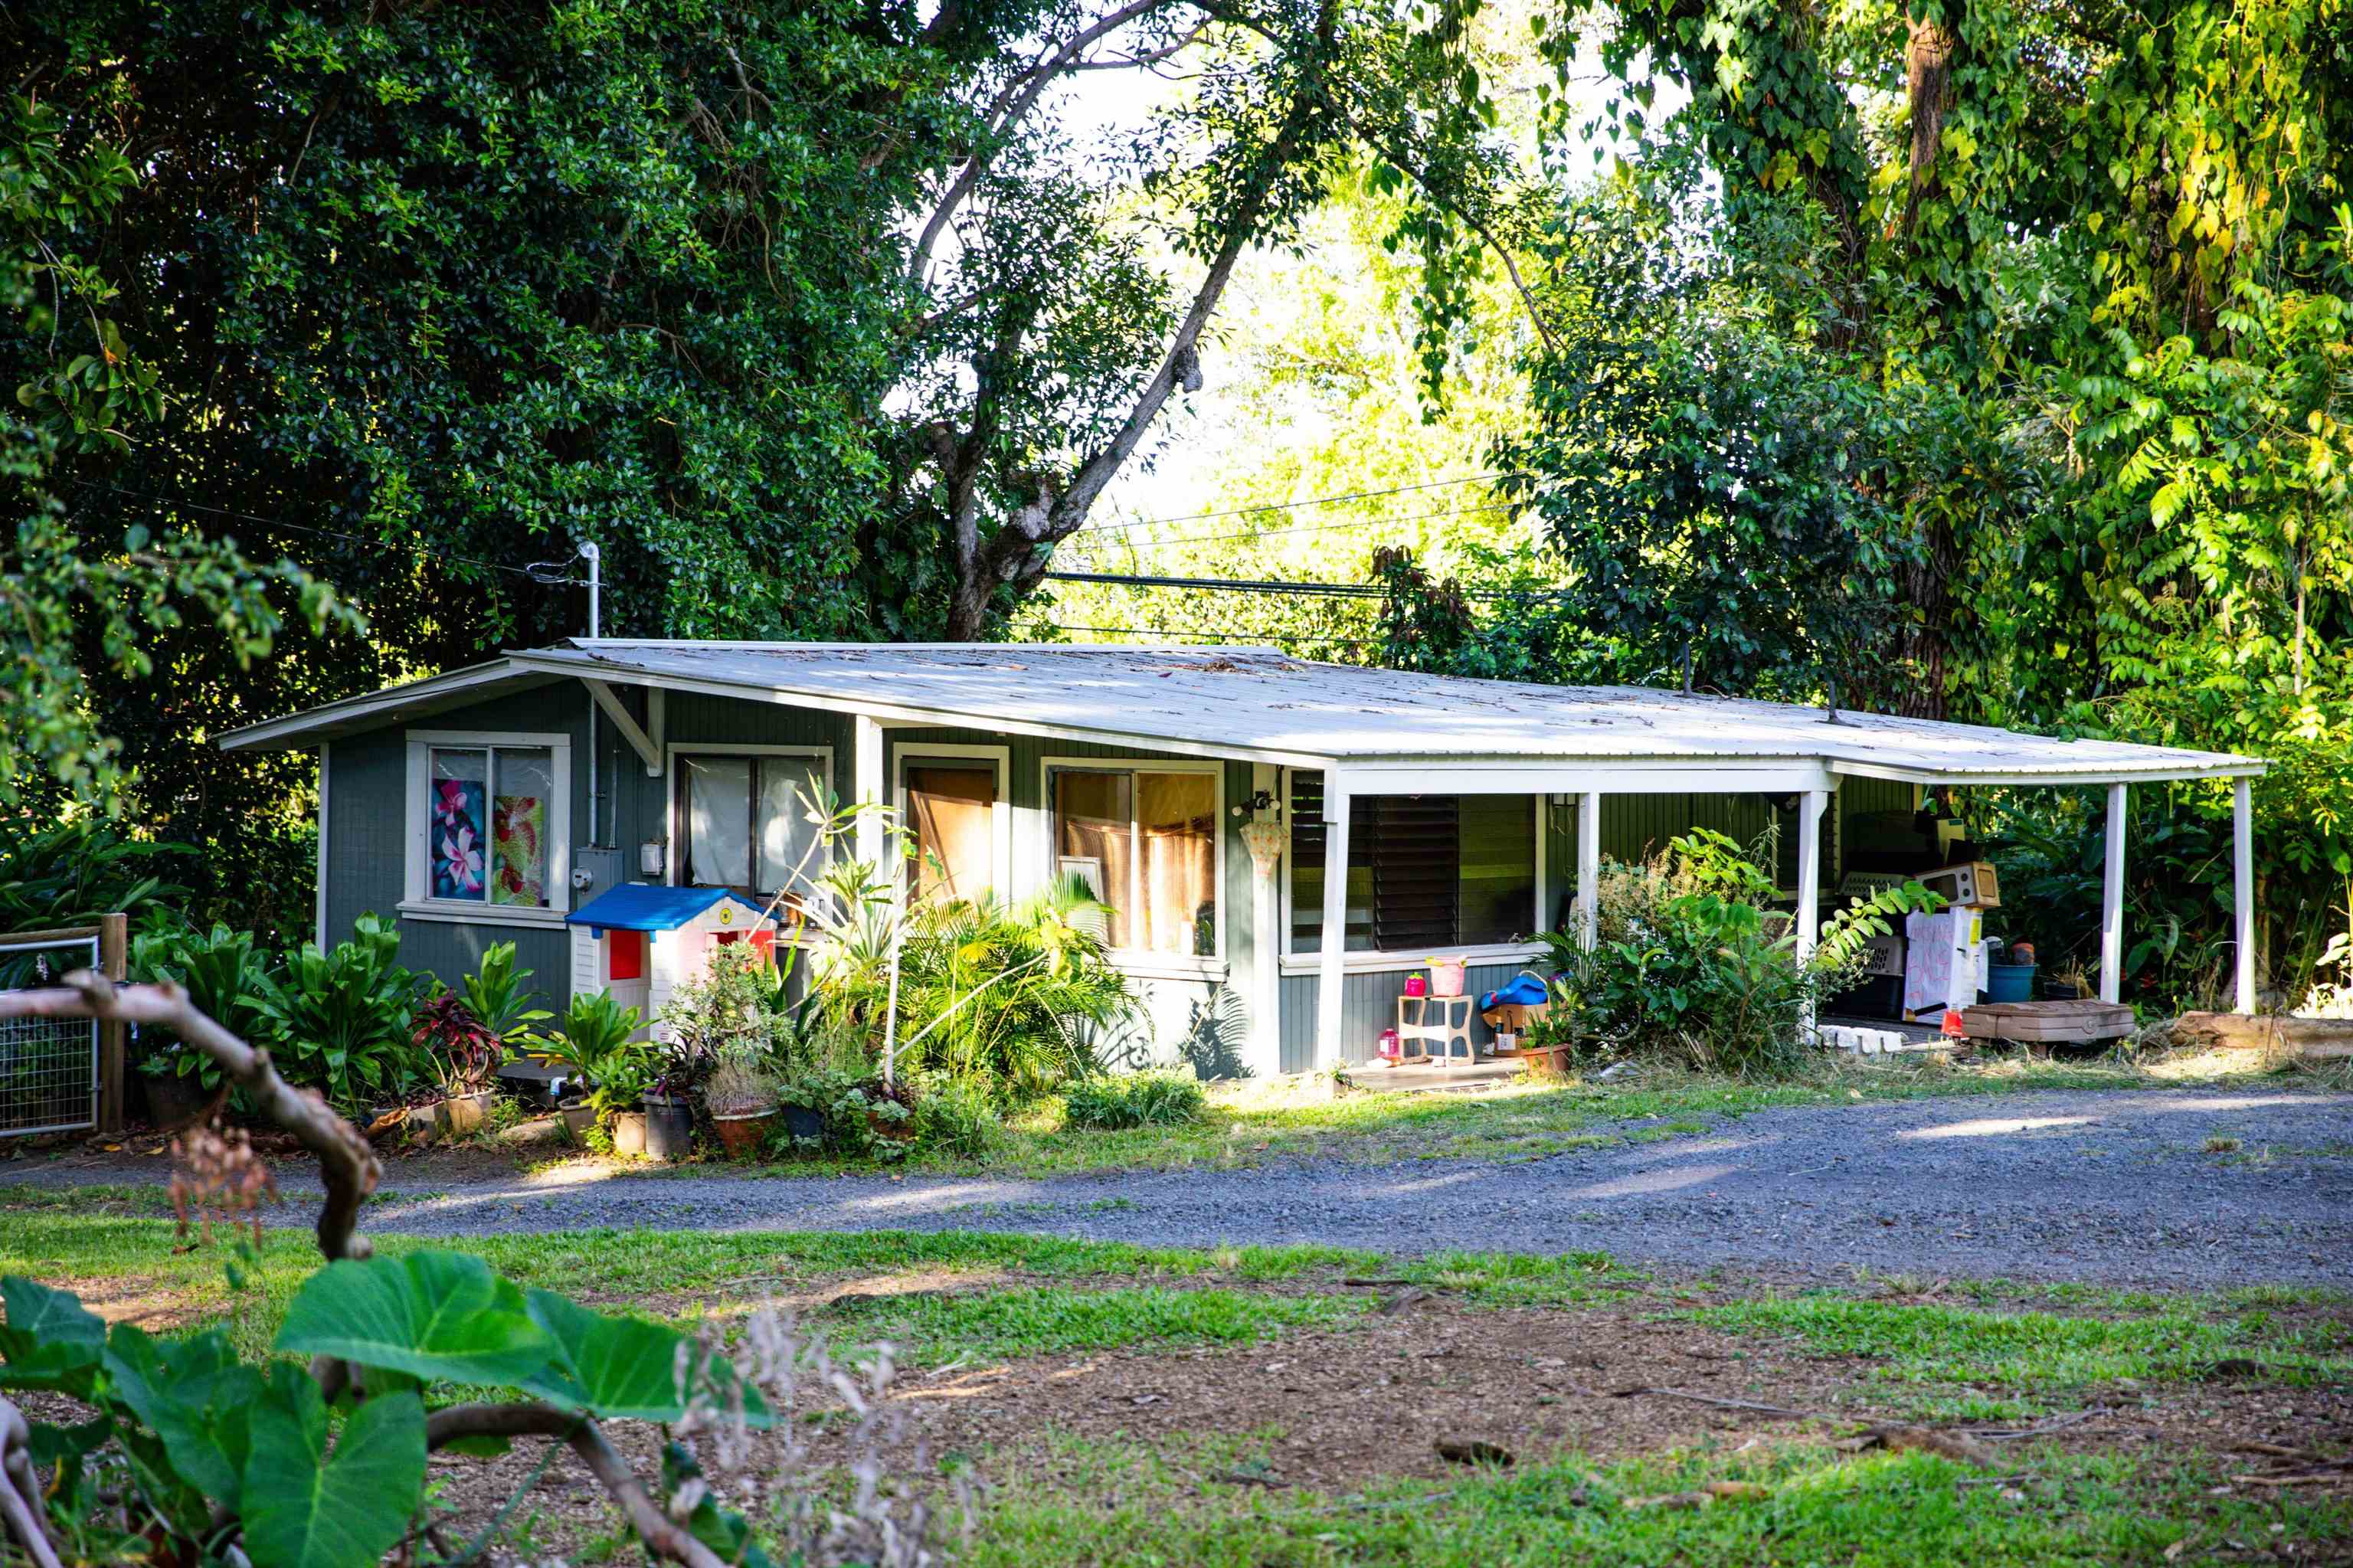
[489,747,554,907]
[429,749,488,901]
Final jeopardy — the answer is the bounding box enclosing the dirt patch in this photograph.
[50,1275,204,1332]
[417,1282,2353,1560]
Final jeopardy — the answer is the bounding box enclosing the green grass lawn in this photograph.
[565,1049,2315,1182]
[970,1435,2352,1567]
[3,1193,2344,1566]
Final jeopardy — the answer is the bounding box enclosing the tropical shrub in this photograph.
[1062,1069,1207,1131]
[458,940,551,1047]
[884,875,1138,1099]
[530,990,650,1116]
[0,819,191,936]
[127,922,273,1095]
[248,915,424,1114]
[909,1074,1003,1157]
[1530,835,1939,1078]
[409,994,502,1097]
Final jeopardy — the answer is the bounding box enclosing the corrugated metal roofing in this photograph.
[218,638,2263,783]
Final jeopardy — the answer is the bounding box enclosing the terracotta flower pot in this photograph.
[712,1111,777,1160]
[1518,1044,1570,1077]
[436,1089,495,1134]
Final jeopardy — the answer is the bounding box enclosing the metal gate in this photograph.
[0,935,100,1137]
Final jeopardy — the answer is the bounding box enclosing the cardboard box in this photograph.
[1919,860,2001,909]
[1482,1001,1551,1032]
[1961,1000,2133,1044]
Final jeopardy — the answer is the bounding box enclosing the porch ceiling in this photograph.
[219,639,2264,786]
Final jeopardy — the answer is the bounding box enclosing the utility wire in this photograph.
[1044,622,1376,647]
[1082,470,1521,533]
[1063,497,1525,552]
[74,482,585,585]
[1045,568,1569,602]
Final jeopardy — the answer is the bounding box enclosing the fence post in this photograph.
[98,912,126,1135]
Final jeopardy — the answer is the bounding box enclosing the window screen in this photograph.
[1289,771,1535,953]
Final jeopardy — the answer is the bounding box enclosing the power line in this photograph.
[1064,497,1525,552]
[1083,470,1522,533]
[73,483,585,584]
[1043,622,1376,647]
[1045,568,1570,602]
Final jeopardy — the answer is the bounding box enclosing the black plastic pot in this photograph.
[144,1072,213,1130]
[643,1094,695,1162]
[780,1104,825,1144]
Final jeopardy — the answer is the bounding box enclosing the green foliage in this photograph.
[127,922,273,1094]
[909,1075,1005,1159]
[460,941,551,1048]
[882,875,1141,1099]
[0,818,188,935]
[0,1246,766,1567]
[1062,1071,1209,1131]
[531,989,652,1118]
[248,915,424,1115]
[1528,836,1940,1078]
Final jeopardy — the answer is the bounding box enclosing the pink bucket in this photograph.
[1428,957,1467,997]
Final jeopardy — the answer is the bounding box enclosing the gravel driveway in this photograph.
[21,1088,2353,1290]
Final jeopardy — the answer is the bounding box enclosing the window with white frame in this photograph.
[1287,771,1536,954]
[675,751,831,902]
[407,733,570,917]
[1048,764,1218,957]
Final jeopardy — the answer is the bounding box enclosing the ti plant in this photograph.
[0,970,836,1568]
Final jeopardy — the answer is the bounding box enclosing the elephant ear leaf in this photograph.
[241,1370,425,1568]
[521,1288,769,1426]
[103,1325,260,1507]
[0,1276,106,1391]
[273,1250,555,1386]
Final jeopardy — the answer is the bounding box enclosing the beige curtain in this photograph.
[1137,773,1214,955]
[906,764,995,904]
[1054,771,1132,947]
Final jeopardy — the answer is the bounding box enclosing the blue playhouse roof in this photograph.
[565,884,768,936]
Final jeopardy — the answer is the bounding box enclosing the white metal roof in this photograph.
[218,639,2262,786]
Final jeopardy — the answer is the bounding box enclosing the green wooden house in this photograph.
[221,641,2265,1075]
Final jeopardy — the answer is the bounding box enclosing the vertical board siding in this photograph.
[1278,961,1536,1073]
[322,683,588,1003]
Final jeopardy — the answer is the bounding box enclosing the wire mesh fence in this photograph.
[0,936,99,1137]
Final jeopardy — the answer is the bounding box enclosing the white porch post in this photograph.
[854,714,885,872]
[1795,789,1827,961]
[2099,782,2128,1005]
[2233,775,2256,1015]
[1795,787,1827,1038]
[1576,791,1602,950]
[1249,763,1284,1079]
[1314,774,1352,1071]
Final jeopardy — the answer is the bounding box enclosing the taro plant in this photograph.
[0,955,961,1567]
[248,915,424,1115]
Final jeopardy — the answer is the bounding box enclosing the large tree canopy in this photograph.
[4,0,1522,927]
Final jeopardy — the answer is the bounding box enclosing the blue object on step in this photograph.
[1985,962,2035,1003]
[1479,971,1550,1012]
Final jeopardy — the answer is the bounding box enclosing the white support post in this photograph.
[1795,787,1827,1039]
[854,714,885,873]
[1314,775,1352,1072]
[1576,791,1602,951]
[1795,789,1826,961]
[1250,762,1283,1079]
[314,741,331,951]
[2233,776,2256,1016]
[2100,782,2128,1006]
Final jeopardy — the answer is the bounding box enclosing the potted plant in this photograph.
[411,991,503,1134]
[642,1046,705,1162]
[594,1052,658,1156]
[705,1053,782,1159]
[530,990,645,1144]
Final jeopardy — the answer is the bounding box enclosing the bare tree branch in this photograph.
[0,1402,61,1568]
[907,0,1196,287]
[0,972,380,1261]
[427,1404,729,1568]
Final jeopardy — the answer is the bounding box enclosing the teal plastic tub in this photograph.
[1985,962,2035,1003]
